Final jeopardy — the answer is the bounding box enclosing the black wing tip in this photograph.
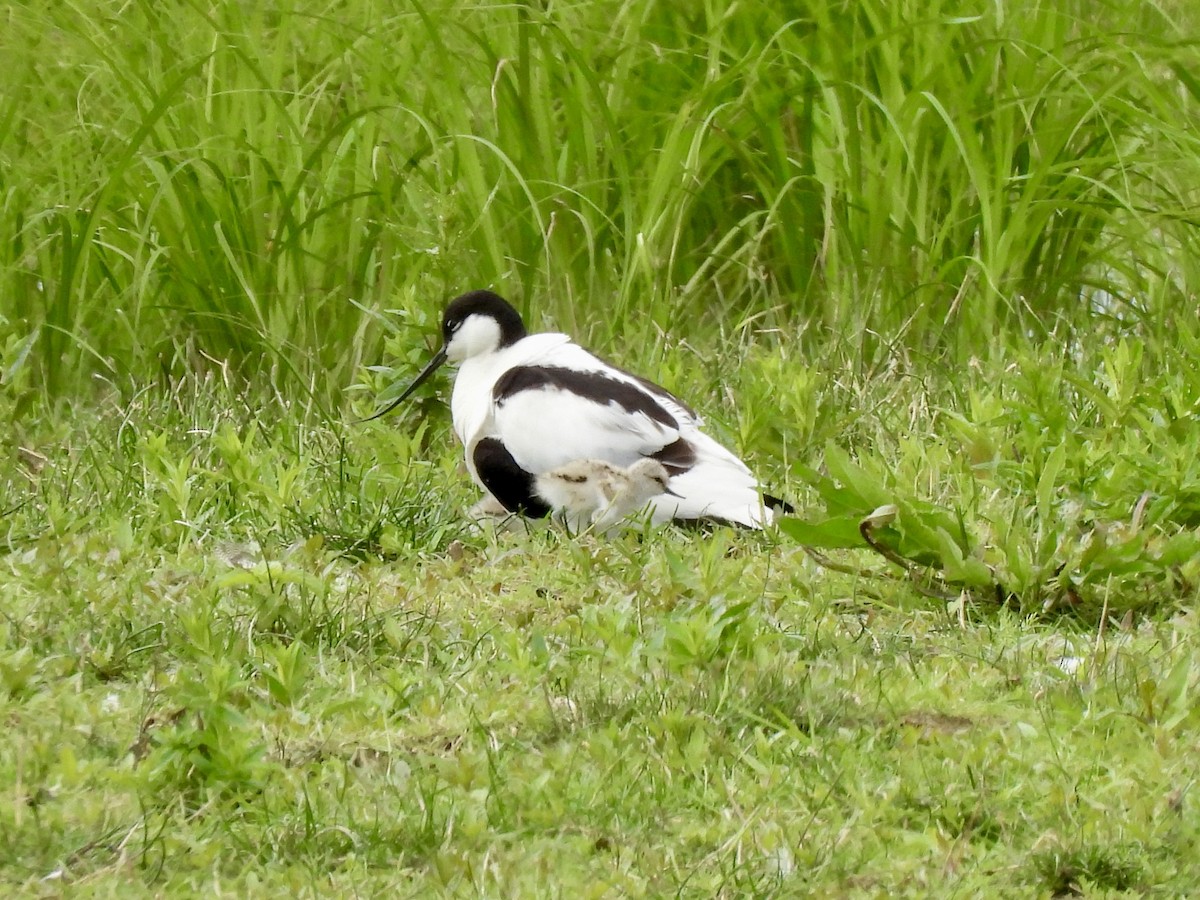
[764,493,795,514]
[650,437,697,475]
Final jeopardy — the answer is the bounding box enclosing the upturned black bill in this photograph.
[360,346,448,422]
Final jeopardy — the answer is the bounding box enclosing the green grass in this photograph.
[3,0,1200,894]
[5,331,1200,894]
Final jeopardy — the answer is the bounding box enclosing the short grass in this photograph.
[4,330,1200,895]
[3,0,1200,895]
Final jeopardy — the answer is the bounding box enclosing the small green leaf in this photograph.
[863,504,898,529]
[1036,443,1067,518]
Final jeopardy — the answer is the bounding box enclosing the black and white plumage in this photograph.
[369,290,782,528]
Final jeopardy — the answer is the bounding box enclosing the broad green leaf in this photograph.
[1154,530,1200,568]
[777,515,865,549]
[822,442,891,510]
[793,464,867,516]
[931,527,994,587]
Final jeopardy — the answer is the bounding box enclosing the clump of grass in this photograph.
[4,370,1200,893]
[772,308,1200,620]
[1032,844,1146,895]
[2,1,1198,402]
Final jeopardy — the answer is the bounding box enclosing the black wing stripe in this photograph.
[589,351,698,420]
[493,366,678,429]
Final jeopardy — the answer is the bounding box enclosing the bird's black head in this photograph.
[442,290,528,350]
[359,290,527,423]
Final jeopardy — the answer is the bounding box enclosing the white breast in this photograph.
[450,333,573,482]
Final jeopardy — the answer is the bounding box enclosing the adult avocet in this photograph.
[367,290,785,528]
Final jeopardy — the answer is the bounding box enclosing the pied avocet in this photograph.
[367,290,785,527]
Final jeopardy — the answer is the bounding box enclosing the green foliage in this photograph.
[4,363,1200,893]
[1032,844,1147,895]
[1,0,1199,401]
[782,334,1200,616]
[4,0,1200,894]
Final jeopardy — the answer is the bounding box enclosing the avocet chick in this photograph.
[535,458,677,534]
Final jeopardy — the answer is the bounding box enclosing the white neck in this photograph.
[446,315,502,362]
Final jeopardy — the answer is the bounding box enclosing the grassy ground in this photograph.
[5,335,1200,895]
[4,0,1200,895]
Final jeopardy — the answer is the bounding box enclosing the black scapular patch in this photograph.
[593,352,698,420]
[493,366,678,429]
[473,438,551,518]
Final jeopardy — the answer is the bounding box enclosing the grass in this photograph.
[3,0,1199,397]
[3,0,1200,894]
[4,332,1200,894]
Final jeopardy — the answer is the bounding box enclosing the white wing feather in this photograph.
[493,387,679,473]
